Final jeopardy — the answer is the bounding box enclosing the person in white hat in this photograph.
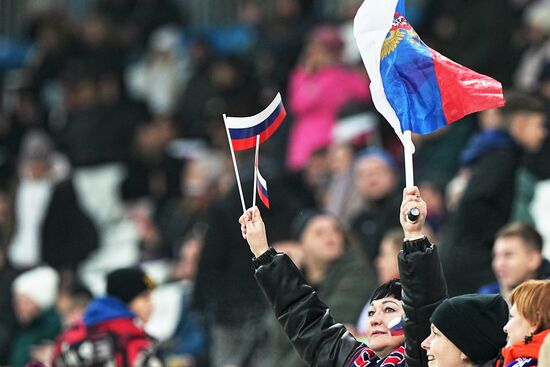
[10,266,61,367]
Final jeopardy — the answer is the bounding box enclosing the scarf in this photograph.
[348,345,406,367]
[501,329,550,367]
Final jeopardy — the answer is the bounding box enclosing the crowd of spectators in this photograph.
[0,0,549,366]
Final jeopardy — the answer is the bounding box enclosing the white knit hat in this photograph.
[525,0,550,35]
[13,266,59,310]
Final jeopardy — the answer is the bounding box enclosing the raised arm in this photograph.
[398,187,448,367]
[239,208,363,367]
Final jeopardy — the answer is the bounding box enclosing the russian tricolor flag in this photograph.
[256,165,270,209]
[224,93,287,151]
[388,317,404,336]
[354,0,505,141]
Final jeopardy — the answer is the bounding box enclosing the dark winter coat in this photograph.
[10,308,62,367]
[441,145,522,296]
[41,179,98,271]
[252,237,447,367]
[262,249,377,367]
[350,192,402,261]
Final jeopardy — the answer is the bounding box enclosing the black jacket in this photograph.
[350,192,402,261]
[253,237,447,367]
[441,146,522,295]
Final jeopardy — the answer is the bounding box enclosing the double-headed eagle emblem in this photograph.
[381,13,422,59]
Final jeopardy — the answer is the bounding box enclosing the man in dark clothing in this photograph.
[192,164,307,366]
[441,92,548,296]
[53,267,161,367]
[478,222,550,300]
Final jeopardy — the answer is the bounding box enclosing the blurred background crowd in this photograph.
[0,0,549,366]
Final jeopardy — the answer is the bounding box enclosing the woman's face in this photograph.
[365,296,405,357]
[300,216,344,264]
[503,304,536,346]
[422,324,466,367]
[375,239,400,284]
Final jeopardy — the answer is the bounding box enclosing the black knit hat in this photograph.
[106,267,155,304]
[431,294,508,364]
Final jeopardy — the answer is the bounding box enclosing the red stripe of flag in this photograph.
[257,183,270,208]
[231,107,287,151]
[430,49,505,124]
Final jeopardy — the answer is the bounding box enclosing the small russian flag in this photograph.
[388,317,404,336]
[224,93,286,151]
[256,165,270,209]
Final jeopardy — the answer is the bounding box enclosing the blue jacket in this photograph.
[83,296,135,326]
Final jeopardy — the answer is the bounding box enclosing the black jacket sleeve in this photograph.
[253,248,363,367]
[398,238,448,367]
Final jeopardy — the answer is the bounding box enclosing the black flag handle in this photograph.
[407,207,420,223]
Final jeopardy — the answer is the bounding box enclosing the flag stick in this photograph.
[223,114,247,214]
[252,135,260,208]
[403,130,420,222]
[403,130,414,188]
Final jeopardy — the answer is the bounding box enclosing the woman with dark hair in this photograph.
[240,187,510,367]
[262,210,377,367]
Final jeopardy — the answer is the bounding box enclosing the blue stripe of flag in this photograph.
[257,181,269,198]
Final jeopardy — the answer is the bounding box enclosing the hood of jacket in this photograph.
[83,296,135,327]
[460,129,517,167]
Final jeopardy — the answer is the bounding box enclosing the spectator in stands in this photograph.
[7,129,67,270]
[240,187,509,367]
[286,24,370,171]
[55,282,93,328]
[126,25,189,117]
[53,267,161,367]
[514,1,550,92]
[192,162,306,367]
[441,92,548,295]
[350,148,401,261]
[156,150,226,258]
[10,266,61,367]
[501,280,550,366]
[374,228,403,285]
[324,142,361,224]
[479,222,550,300]
[261,210,376,367]
[164,235,208,367]
[27,282,94,365]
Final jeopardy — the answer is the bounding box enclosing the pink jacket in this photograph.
[287,66,370,170]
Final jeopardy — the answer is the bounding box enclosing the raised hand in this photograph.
[239,206,270,257]
[400,187,427,241]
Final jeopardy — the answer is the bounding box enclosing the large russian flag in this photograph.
[224,93,287,151]
[353,0,505,141]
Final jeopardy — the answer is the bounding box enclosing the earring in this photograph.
[524,334,533,344]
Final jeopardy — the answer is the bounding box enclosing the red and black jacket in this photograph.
[52,296,161,367]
